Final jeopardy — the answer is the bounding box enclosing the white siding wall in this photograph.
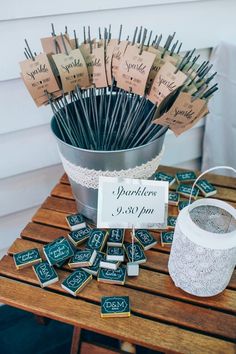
[1,0,236,254]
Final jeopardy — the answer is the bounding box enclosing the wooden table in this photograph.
[0,165,236,354]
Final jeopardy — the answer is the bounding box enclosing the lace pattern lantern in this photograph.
[168,167,236,297]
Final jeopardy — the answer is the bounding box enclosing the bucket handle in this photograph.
[189,165,236,205]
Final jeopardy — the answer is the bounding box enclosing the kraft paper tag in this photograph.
[19,53,60,101]
[80,43,94,85]
[164,54,179,66]
[146,47,165,91]
[106,39,118,85]
[148,61,187,105]
[41,35,72,54]
[153,92,207,136]
[92,46,108,88]
[20,73,46,107]
[34,90,62,107]
[111,40,129,80]
[52,48,90,92]
[116,45,155,95]
[69,38,77,50]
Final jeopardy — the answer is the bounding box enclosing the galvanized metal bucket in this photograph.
[51,102,166,224]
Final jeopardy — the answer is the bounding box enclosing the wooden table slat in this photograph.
[0,277,235,354]
[7,238,236,314]
[1,255,235,341]
[21,222,68,244]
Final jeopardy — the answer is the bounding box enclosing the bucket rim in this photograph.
[51,115,167,154]
[178,198,236,249]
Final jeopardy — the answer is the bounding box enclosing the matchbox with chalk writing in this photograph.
[161,231,174,246]
[167,216,177,230]
[43,237,74,266]
[13,248,41,270]
[154,171,175,186]
[68,249,97,268]
[82,251,105,276]
[106,246,124,262]
[87,229,108,251]
[66,213,86,231]
[98,266,126,285]
[61,269,92,296]
[134,229,157,250]
[168,191,180,206]
[107,229,125,247]
[124,242,147,264]
[176,184,199,200]
[101,296,130,318]
[33,261,58,288]
[68,227,91,246]
[178,200,190,211]
[176,171,197,184]
[196,179,217,197]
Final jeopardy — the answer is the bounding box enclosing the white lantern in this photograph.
[168,166,236,297]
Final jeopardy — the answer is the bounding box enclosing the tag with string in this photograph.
[34,90,62,107]
[52,49,90,92]
[80,43,94,85]
[41,35,72,54]
[106,39,118,85]
[146,47,165,90]
[148,61,187,105]
[111,40,129,80]
[153,91,208,136]
[19,53,60,102]
[116,45,155,95]
[92,46,108,88]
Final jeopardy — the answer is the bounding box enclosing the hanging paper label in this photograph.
[146,47,165,90]
[148,61,187,105]
[111,40,129,80]
[52,49,90,92]
[41,35,72,54]
[116,45,155,95]
[32,90,62,107]
[80,43,94,85]
[153,92,208,136]
[106,39,118,85]
[97,176,168,229]
[69,39,77,50]
[92,46,108,88]
[19,53,60,101]
[164,54,180,66]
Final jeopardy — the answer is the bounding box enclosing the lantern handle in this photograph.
[189,165,236,205]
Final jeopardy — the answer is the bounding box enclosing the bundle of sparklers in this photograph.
[20,25,218,150]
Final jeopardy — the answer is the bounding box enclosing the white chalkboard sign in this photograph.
[97,176,168,229]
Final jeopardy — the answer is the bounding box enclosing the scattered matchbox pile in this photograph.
[12,215,158,299]
[12,169,217,317]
